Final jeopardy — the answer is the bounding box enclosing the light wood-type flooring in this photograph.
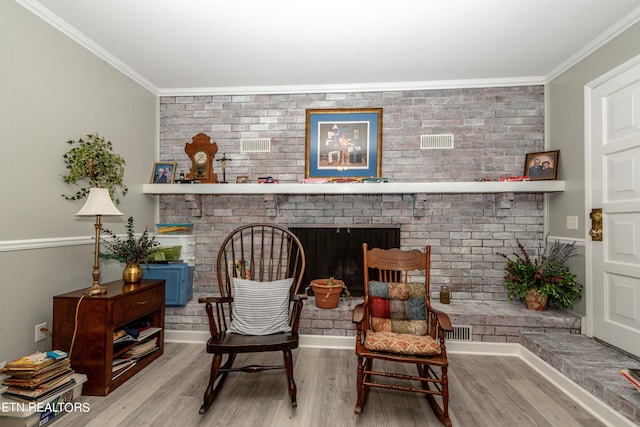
[59,342,605,427]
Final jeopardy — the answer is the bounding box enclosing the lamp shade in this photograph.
[75,187,124,217]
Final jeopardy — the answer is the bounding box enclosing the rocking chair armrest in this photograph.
[352,303,365,323]
[198,296,233,304]
[428,306,453,331]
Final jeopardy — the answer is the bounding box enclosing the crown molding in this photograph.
[546,6,640,82]
[15,0,159,95]
[157,77,546,97]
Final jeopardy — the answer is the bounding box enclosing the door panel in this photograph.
[606,148,640,202]
[590,57,640,357]
[607,213,640,265]
[606,83,640,141]
[604,273,639,329]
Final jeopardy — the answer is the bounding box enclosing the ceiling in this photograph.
[22,0,640,95]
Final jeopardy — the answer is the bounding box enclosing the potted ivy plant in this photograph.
[62,133,127,204]
[497,239,582,311]
[100,217,159,284]
[305,277,351,309]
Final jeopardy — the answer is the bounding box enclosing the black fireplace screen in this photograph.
[289,227,400,297]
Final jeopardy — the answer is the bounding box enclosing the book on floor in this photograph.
[2,377,77,403]
[3,358,71,382]
[3,373,75,400]
[4,352,58,373]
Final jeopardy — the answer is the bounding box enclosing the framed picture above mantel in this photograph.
[305,108,382,178]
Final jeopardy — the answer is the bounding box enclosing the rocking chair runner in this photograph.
[198,224,306,414]
[353,243,453,426]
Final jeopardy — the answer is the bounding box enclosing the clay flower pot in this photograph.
[310,278,346,309]
[525,288,548,311]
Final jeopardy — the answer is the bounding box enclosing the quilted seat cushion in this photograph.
[364,330,441,356]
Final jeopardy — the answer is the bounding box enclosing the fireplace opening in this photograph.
[289,226,400,297]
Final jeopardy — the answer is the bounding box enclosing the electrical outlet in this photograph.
[566,216,579,230]
[35,322,47,342]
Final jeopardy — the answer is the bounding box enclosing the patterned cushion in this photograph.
[227,278,293,335]
[364,330,441,356]
[369,281,428,335]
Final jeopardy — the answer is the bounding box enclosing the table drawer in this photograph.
[113,287,163,326]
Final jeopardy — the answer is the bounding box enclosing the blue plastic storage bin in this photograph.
[143,263,194,307]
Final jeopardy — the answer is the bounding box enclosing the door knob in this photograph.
[589,208,602,241]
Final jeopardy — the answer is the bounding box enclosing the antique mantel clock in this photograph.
[185,133,219,183]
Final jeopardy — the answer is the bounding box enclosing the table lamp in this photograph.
[76,187,123,296]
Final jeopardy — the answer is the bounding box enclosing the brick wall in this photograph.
[159,86,546,333]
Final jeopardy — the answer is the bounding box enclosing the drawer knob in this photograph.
[137,299,148,305]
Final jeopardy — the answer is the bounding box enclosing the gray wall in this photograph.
[548,21,640,239]
[547,21,640,316]
[0,0,157,363]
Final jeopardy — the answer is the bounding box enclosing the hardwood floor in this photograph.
[59,342,605,427]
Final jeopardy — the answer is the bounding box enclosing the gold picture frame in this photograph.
[524,151,559,180]
[151,162,177,184]
[305,108,382,178]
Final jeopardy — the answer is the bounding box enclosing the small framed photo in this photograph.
[235,176,249,184]
[305,108,382,178]
[524,151,559,180]
[151,162,176,184]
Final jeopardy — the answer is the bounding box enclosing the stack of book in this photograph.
[124,337,158,359]
[111,327,161,380]
[113,326,161,346]
[1,351,75,402]
[111,358,137,380]
[621,368,640,392]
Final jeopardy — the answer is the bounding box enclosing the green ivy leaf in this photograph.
[62,133,128,204]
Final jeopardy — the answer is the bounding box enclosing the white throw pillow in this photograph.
[227,277,294,335]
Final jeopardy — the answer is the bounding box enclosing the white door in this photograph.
[588,57,640,357]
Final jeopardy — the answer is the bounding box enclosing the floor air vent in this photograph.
[421,134,454,149]
[241,138,271,153]
[445,325,472,341]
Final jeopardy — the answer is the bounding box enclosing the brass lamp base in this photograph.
[85,283,107,296]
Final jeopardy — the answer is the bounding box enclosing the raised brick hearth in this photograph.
[296,298,581,340]
[165,297,581,342]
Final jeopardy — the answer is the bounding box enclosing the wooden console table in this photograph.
[52,279,165,396]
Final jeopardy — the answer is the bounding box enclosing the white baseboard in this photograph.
[298,334,354,349]
[165,329,210,343]
[165,330,630,426]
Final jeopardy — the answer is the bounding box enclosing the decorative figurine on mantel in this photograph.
[217,153,232,183]
[185,133,219,183]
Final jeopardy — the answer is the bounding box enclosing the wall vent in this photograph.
[241,138,271,153]
[420,134,454,149]
[445,325,472,341]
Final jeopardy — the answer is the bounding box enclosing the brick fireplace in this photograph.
[290,225,400,297]
[158,85,547,336]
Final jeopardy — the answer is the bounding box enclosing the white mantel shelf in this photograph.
[143,181,565,195]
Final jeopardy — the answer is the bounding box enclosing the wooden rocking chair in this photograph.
[353,243,453,426]
[198,224,306,414]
